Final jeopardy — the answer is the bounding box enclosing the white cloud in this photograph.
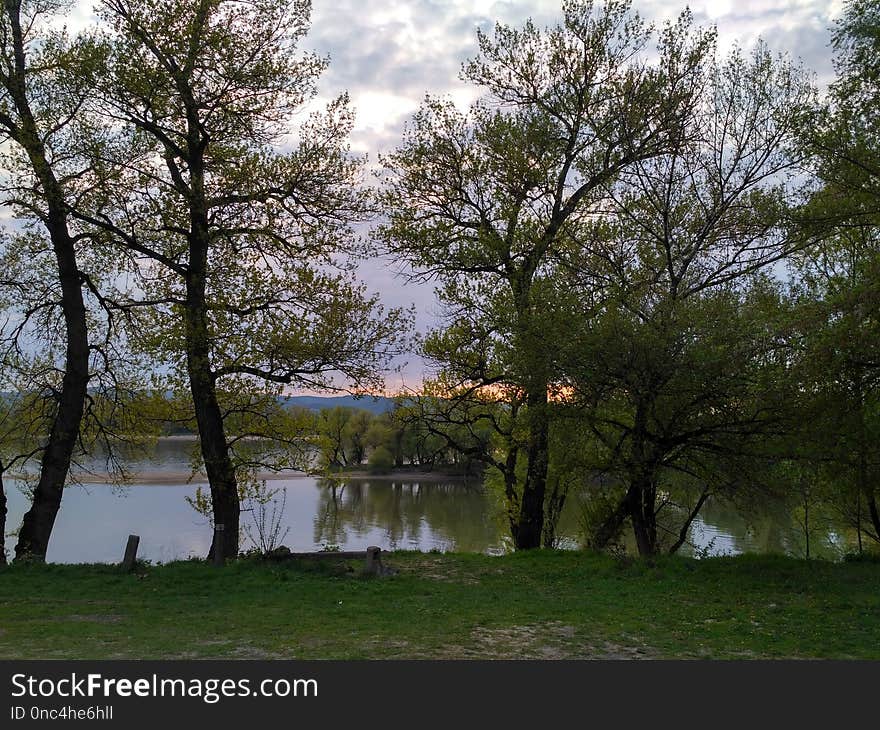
[307,0,839,155]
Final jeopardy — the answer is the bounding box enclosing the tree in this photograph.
[381,0,711,548]
[317,406,353,469]
[788,0,880,549]
[569,284,795,555]
[342,409,374,465]
[561,41,814,555]
[802,0,880,232]
[785,225,880,548]
[76,0,408,558]
[0,1,112,561]
[0,384,46,565]
[368,445,394,474]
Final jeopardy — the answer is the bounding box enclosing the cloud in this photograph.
[688,1,838,85]
[302,1,839,390]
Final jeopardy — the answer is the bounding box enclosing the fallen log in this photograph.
[263,545,390,575]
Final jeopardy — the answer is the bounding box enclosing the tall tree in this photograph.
[791,0,880,546]
[381,0,711,548]
[0,0,105,561]
[563,42,814,555]
[786,225,880,545]
[77,0,407,558]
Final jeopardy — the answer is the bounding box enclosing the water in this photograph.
[1,439,857,564]
[3,477,508,563]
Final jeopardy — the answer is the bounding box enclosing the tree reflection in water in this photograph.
[313,478,506,553]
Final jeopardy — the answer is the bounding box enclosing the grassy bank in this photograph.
[1,551,878,659]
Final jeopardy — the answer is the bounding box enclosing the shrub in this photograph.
[368,446,394,474]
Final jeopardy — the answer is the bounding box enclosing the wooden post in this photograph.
[364,545,382,576]
[213,524,225,567]
[121,535,140,572]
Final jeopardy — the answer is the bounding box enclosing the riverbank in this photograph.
[60,467,477,485]
[318,467,478,482]
[1,551,877,659]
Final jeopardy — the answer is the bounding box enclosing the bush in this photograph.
[368,446,394,474]
[843,550,880,563]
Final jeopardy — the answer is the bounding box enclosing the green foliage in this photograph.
[554,35,813,555]
[1,0,879,567]
[800,0,880,231]
[56,0,413,550]
[380,2,733,548]
[312,401,490,475]
[782,228,880,548]
[342,410,373,466]
[83,0,411,399]
[316,407,353,469]
[784,0,880,551]
[367,446,394,475]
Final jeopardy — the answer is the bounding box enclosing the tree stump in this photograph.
[364,546,382,576]
[121,535,140,572]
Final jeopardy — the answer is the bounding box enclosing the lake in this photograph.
[2,439,856,563]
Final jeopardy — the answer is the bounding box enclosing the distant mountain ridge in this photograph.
[0,391,397,415]
[280,394,396,414]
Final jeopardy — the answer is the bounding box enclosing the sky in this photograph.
[310,0,840,159]
[299,0,843,392]
[58,0,843,394]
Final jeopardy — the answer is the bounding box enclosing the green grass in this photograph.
[1,551,878,659]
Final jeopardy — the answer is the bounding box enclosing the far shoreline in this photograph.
[63,468,480,486]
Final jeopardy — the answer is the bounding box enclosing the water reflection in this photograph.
[312,479,505,554]
[684,499,851,560]
[3,476,514,563]
[1,438,859,563]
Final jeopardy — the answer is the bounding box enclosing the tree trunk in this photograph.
[11,174,88,562]
[803,495,810,560]
[0,469,7,566]
[627,468,659,557]
[184,276,240,561]
[514,388,550,549]
[856,490,863,554]
[4,4,90,563]
[627,406,659,557]
[393,431,404,468]
[542,476,567,549]
[668,488,710,555]
[589,495,630,551]
[180,103,240,561]
[629,493,658,556]
[855,378,879,542]
[867,492,880,544]
[14,217,89,562]
[500,442,520,543]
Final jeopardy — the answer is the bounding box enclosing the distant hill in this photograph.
[280,395,396,415]
[1,391,397,418]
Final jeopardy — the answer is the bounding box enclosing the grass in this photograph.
[0,551,878,659]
